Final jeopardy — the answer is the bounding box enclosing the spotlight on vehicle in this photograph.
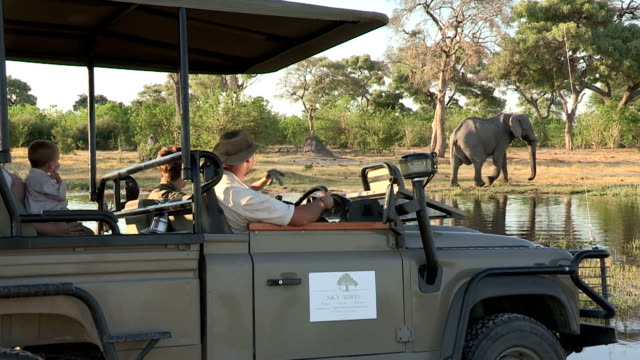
[398,152,438,181]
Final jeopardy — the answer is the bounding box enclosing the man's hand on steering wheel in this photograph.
[318,191,335,210]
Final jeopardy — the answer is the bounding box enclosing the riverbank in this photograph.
[4,147,640,196]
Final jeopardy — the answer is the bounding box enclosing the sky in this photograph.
[6,0,396,115]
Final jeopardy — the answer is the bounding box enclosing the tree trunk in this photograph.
[564,117,573,151]
[430,73,448,157]
[170,73,182,145]
[557,88,582,151]
[617,83,639,110]
[306,111,315,137]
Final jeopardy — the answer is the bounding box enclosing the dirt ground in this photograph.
[4,146,640,193]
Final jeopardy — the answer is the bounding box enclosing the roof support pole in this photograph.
[0,0,10,164]
[178,7,191,180]
[178,7,201,233]
[88,64,97,201]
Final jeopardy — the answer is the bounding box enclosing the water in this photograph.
[69,193,640,358]
[436,194,640,262]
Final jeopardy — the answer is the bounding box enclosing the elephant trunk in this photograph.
[527,140,537,181]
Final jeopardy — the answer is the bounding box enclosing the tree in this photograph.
[7,76,37,106]
[190,74,256,101]
[340,55,388,112]
[390,0,511,156]
[278,56,344,137]
[502,0,616,150]
[134,83,170,105]
[8,105,52,146]
[72,94,110,111]
[490,37,559,140]
[589,21,640,109]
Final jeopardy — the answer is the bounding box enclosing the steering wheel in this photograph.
[293,185,351,221]
[294,185,328,206]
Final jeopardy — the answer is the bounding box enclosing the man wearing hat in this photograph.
[213,129,334,233]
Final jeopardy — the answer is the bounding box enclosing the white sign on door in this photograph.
[309,271,377,322]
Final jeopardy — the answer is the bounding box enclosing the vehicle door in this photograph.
[250,224,406,359]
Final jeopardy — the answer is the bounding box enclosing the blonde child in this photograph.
[25,140,93,234]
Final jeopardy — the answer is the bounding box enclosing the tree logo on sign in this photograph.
[337,273,358,292]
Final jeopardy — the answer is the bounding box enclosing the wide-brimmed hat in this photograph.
[213,130,262,165]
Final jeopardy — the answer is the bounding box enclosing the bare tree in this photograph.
[390,0,511,156]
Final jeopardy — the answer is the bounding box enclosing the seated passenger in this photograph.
[213,130,334,233]
[148,145,190,201]
[24,140,93,235]
[1,167,86,236]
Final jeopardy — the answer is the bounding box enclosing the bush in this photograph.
[191,93,283,149]
[397,112,430,148]
[279,115,308,147]
[315,99,358,148]
[130,102,178,150]
[8,105,54,147]
[96,102,134,151]
[51,110,87,153]
[575,103,640,149]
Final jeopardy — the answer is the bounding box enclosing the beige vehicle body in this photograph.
[0,1,615,360]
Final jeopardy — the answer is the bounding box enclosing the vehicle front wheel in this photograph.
[463,313,565,360]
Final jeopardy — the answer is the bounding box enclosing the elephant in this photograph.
[449,113,537,187]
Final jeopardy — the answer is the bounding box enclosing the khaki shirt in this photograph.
[148,183,188,201]
[214,170,294,233]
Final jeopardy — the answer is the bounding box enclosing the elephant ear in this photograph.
[509,114,523,138]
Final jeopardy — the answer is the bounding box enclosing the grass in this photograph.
[546,237,640,331]
[6,146,640,196]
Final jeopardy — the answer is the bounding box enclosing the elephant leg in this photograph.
[450,156,462,187]
[502,156,509,183]
[473,160,485,187]
[488,153,504,186]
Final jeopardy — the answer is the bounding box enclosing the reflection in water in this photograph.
[442,194,640,261]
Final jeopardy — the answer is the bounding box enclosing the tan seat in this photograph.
[0,173,38,237]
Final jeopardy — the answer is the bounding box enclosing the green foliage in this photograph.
[397,112,431,148]
[315,98,358,148]
[96,102,134,150]
[279,116,308,146]
[8,105,53,147]
[51,110,86,153]
[575,102,640,149]
[7,76,37,106]
[191,92,282,149]
[349,111,401,153]
[130,102,177,148]
[133,83,170,105]
[317,104,401,153]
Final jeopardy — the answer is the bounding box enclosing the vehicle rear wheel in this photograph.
[463,313,565,360]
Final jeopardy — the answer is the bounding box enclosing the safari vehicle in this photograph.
[0,1,616,360]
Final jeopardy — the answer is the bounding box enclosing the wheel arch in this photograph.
[440,275,579,360]
[0,296,101,349]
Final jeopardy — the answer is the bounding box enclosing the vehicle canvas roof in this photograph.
[4,0,388,74]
